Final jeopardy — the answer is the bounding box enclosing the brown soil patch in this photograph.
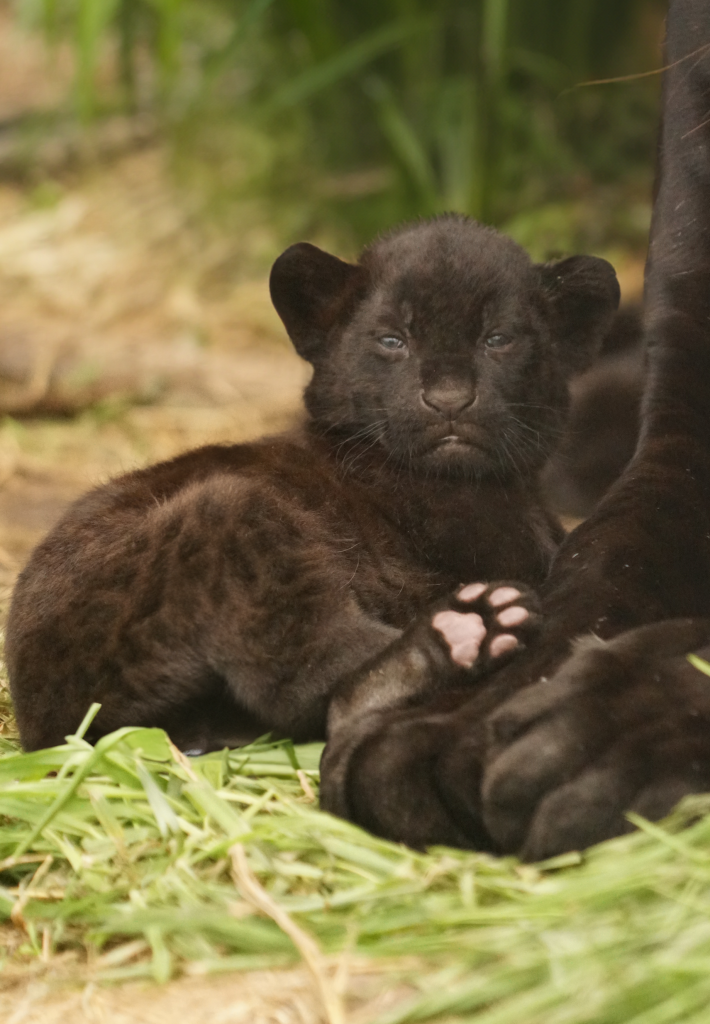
[0,959,418,1024]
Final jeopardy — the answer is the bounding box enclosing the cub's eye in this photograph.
[378,335,407,352]
[485,334,510,350]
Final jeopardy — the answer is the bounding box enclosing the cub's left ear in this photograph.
[539,256,621,374]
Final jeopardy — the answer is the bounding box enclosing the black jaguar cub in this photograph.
[6,215,619,758]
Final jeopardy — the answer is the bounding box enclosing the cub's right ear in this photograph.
[539,255,621,375]
[269,242,365,362]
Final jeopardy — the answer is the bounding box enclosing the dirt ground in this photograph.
[0,956,422,1024]
[0,140,316,607]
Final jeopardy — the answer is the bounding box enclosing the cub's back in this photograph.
[6,435,437,750]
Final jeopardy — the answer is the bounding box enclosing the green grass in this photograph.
[2,689,710,1022]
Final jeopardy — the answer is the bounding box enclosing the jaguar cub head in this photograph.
[270,214,620,480]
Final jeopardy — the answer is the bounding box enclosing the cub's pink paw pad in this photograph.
[432,610,486,668]
[488,587,522,607]
[458,582,488,602]
[497,605,529,628]
[489,634,519,658]
[432,580,541,672]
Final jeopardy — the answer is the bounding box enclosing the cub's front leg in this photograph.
[320,582,540,842]
[328,581,540,730]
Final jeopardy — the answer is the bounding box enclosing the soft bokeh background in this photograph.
[0,0,665,603]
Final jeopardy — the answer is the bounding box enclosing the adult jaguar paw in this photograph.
[478,618,710,860]
[319,696,492,849]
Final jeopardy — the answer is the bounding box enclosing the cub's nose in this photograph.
[420,386,476,419]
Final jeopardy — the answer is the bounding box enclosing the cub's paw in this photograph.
[323,582,541,828]
[432,581,541,675]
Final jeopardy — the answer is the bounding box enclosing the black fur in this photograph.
[320,0,710,861]
[542,306,644,518]
[6,216,619,753]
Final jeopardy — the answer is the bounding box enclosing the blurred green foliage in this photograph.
[12,0,665,251]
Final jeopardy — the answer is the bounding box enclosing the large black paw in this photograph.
[320,694,491,849]
[480,618,710,860]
